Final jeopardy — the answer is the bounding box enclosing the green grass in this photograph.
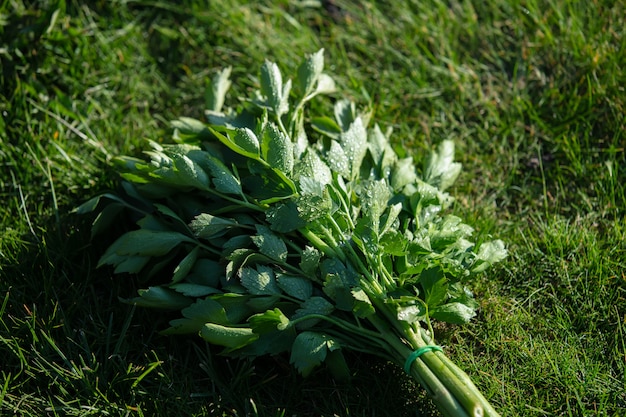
[1,0,624,415]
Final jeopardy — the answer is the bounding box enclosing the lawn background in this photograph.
[1,0,624,416]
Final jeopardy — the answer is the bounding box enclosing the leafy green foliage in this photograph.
[81,50,508,416]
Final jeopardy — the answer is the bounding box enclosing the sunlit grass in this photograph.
[1,0,624,415]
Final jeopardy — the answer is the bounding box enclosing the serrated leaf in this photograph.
[276,274,313,301]
[240,265,281,296]
[362,179,391,225]
[424,140,462,191]
[200,323,258,350]
[340,117,368,179]
[391,157,417,191]
[161,297,229,334]
[299,246,321,276]
[206,66,232,112]
[396,303,426,323]
[350,288,375,318]
[290,331,338,377]
[367,124,398,175]
[190,213,237,239]
[322,274,354,311]
[293,296,334,320]
[380,203,402,236]
[262,123,293,174]
[172,153,211,190]
[419,267,448,307]
[380,229,408,256]
[124,286,192,310]
[266,201,307,233]
[326,140,350,178]
[213,293,254,324]
[202,153,243,195]
[295,148,333,186]
[472,240,507,273]
[430,302,476,324]
[249,308,290,333]
[251,225,288,262]
[260,60,289,116]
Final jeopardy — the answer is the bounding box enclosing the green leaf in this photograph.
[186,258,222,287]
[207,127,261,160]
[334,100,357,131]
[419,267,448,307]
[240,265,281,295]
[297,48,324,97]
[249,308,291,333]
[350,288,375,318]
[276,274,313,301]
[293,296,334,320]
[314,73,336,95]
[424,140,462,191]
[472,240,507,273]
[247,295,281,311]
[290,331,338,377]
[340,117,368,179]
[326,140,350,178]
[171,246,200,283]
[172,153,211,190]
[299,246,321,276]
[162,297,230,333]
[169,283,221,297]
[200,323,258,350]
[234,128,261,157]
[396,303,426,323]
[380,229,408,256]
[110,255,151,274]
[430,302,476,324]
[90,203,125,238]
[295,148,333,186]
[391,157,417,191]
[266,201,307,233]
[251,225,288,262]
[260,60,290,116]
[98,230,194,265]
[311,116,342,139]
[206,66,232,112]
[202,153,243,195]
[362,179,391,226]
[367,124,398,175]
[171,117,209,139]
[124,287,192,310]
[322,274,354,311]
[190,213,237,239]
[213,293,254,324]
[262,123,294,174]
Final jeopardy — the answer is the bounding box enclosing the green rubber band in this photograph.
[403,345,443,374]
